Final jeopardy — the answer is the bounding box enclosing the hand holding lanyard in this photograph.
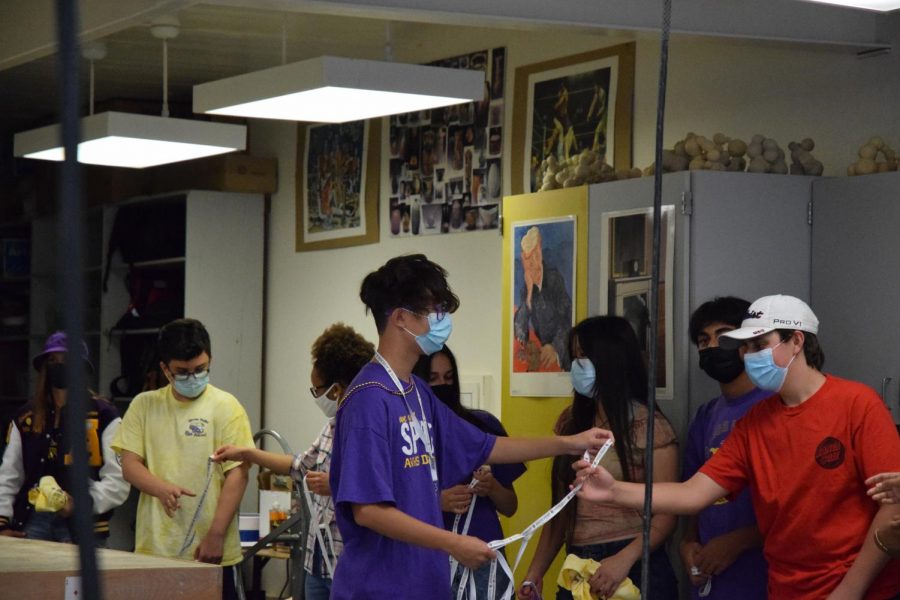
[456,439,615,600]
[304,473,336,577]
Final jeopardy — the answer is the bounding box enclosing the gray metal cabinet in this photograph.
[587,171,814,436]
[811,171,900,424]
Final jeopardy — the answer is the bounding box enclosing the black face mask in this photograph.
[47,362,68,390]
[430,384,456,406]
[698,347,745,384]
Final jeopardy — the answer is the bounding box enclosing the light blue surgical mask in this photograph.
[403,310,453,355]
[570,358,596,397]
[171,370,209,399]
[743,341,797,392]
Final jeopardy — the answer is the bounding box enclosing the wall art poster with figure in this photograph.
[511,42,634,194]
[510,215,576,397]
[296,120,379,251]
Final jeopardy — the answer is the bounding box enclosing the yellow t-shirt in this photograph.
[111,383,253,566]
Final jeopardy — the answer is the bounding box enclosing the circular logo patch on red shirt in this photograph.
[815,437,845,469]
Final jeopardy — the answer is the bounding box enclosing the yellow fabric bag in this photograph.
[557,553,641,600]
[27,475,68,512]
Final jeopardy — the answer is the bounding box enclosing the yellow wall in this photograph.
[500,186,589,598]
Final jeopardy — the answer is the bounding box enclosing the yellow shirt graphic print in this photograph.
[111,384,253,566]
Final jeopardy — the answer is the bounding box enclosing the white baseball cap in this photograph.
[719,294,819,349]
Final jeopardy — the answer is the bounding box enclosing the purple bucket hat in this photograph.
[32,331,95,373]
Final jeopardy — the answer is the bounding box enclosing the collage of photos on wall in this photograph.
[388,47,505,237]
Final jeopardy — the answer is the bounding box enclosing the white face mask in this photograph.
[313,383,338,418]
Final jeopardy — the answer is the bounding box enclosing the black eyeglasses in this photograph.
[168,368,209,382]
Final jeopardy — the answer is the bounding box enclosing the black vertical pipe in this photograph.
[55,1,102,598]
[642,0,672,597]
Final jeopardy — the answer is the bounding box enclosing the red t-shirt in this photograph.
[700,375,900,600]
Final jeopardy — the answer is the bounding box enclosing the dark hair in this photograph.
[551,316,651,503]
[776,329,825,371]
[689,296,751,346]
[158,318,211,363]
[412,346,504,436]
[30,357,99,434]
[359,254,460,334]
[311,323,375,387]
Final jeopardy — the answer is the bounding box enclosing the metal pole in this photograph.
[56,0,101,598]
[642,0,672,597]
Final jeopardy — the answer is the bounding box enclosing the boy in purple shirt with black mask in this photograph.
[329,254,612,599]
[679,297,768,599]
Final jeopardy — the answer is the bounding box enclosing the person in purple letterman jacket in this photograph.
[0,332,130,545]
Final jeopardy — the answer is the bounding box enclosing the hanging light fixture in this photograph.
[193,22,485,123]
[14,17,246,169]
[798,0,900,9]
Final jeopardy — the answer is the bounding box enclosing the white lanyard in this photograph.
[456,438,615,600]
[449,477,480,586]
[178,456,217,558]
[303,474,336,578]
[373,352,439,493]
[691,567,713,597]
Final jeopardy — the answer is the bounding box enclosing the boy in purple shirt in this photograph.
[680,297,768,599]
[329,254,611,599]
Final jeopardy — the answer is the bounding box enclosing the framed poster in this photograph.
[296,120,380,251]
[599,205,675,399]
[511,42,635,194]
[385,48,505,237]
[510,215,576,397]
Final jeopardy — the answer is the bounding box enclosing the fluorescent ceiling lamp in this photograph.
[194,56,486,123]
[798,0,900,10]
[14,111,246,168]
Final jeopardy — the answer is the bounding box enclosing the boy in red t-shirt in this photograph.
[573,295,900,600]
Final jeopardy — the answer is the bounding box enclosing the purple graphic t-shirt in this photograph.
[442,410,526,543]
[683,387,770,600]
[329,362,496,599]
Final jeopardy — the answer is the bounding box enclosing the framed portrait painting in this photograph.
[511,42,635,194]
[599,205,675,400]
[509,215,576,397]
[296,120,380,251]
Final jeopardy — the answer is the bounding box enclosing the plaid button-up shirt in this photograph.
[291,419,341,576]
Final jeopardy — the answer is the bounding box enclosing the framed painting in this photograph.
[296,120,380,251]
[509,215,576,397]
[511,42,635,194]
[599,205,675,400]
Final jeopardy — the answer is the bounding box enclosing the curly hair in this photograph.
[311,323,375,387]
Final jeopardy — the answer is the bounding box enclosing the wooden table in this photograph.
[0,537,221,599]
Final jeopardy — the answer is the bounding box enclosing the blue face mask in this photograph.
[570,358,596,397]
[743,341,797,392]
[172,371,209,399]
[404,311,453,355]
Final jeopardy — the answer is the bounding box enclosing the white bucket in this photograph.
[239,513,259,547]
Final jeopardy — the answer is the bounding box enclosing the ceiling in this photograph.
[0,0,894,177]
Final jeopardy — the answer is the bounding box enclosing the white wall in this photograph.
[251,24,900,453]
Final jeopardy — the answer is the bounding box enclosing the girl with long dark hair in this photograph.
[414,345,526,599]
[0,332,129,545]
[519,316,679,600]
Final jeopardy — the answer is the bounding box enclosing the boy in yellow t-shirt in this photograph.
[112,318,253,600]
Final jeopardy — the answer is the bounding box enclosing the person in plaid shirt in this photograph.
[214,323,374,599]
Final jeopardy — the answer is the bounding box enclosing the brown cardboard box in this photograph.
[148,153,278,195]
